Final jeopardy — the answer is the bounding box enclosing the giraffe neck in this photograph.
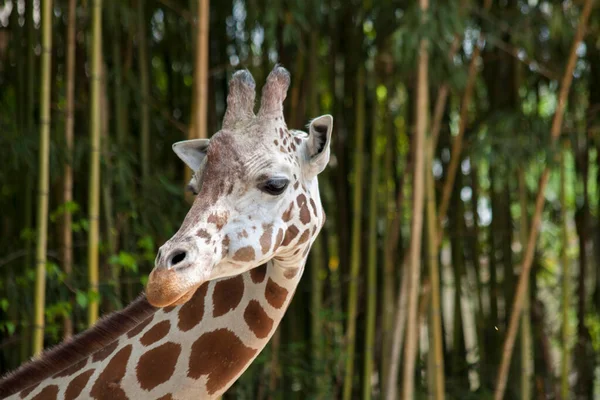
[8,258,306,400]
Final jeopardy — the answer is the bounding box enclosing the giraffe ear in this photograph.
[306,115,333,176]
[172,139,210,171]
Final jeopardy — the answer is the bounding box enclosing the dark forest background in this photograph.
[0,0,599,398]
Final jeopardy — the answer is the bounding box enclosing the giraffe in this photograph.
[0,65,333,400]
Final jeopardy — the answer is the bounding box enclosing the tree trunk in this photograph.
[33,0,53,356]
[425,137,445,399]
[518,169,532,400]
[559,150,570,400]
[493,1,594,396]
[137,0,150,186]
[342,66,366,400]
[87,0,103,326]
[62,0,76,340]
[363,74,382,400]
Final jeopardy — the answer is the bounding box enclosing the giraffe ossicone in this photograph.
[0,65,333,400]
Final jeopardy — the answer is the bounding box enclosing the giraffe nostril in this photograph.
[168,250,187,268]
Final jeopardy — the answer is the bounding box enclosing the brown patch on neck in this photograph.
[213,276,245,317]
[250,263,267,284]
[188,328,257,395]
[140,320,171,346]
[64,369,95,400]
[265,278,289,309]
[31,384,58,400]
[136,342,182,391]
[0,295,156,399]
[178,283,209,332]
[244,300,274,339]
[90,344,132,399]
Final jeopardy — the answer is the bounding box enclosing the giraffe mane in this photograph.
[0,294,157,398]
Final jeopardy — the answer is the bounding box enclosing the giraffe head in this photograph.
[146,66,332,307]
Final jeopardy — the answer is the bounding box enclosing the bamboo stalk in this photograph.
[32,0,53,357]
[194,0,209,142]
[62,0,76,340]
[87,0,103,326]
[560,149,570,400]
[363,78,382,400]
[380,106,396,391]
[137,0,150,185]
[518,169,532,400]
[342,66,366,400]
[401,0,429,394]
[493,1,594,397]
[425,138,445,399]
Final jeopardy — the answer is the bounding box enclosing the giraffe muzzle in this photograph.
[147,238,216,307]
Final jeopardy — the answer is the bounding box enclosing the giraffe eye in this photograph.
[259,178,289,196]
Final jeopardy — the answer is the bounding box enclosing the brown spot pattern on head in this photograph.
[282,202,294,222]
[309,198,318,216]
[197,229,211,241]
[299,203,311,225]
[178,283,208,332]
[274,228,284,250]
[90,344,132,399]
[92,340,120,363]
[265,278,289,309]
[212,275,244,317]
[140,320,171,346]
[281,225,299,246]
[296,194,306,207]
[31,385,58,400]
[221,235,230,258]
[136,342,182,391]
[233,246,255,262]
[297,229,310,245]
[188,328,257,395]
[260,224,273,254]
[250,263,267,284]
[53,358,87,379]
[127,314,154,338]
[244,300,274,339]
[208,213,228,230]
[64,369,94,400]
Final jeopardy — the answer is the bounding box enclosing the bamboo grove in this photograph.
[0,0,600,399]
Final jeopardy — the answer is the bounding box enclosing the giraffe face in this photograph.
[146,67,333,308]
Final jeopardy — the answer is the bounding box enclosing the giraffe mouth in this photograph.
[145,267,203,308]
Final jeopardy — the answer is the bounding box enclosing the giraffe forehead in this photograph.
[205,129,296,179]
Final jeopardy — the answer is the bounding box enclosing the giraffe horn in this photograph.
[222,69,256,129]
[257,65,290,119]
